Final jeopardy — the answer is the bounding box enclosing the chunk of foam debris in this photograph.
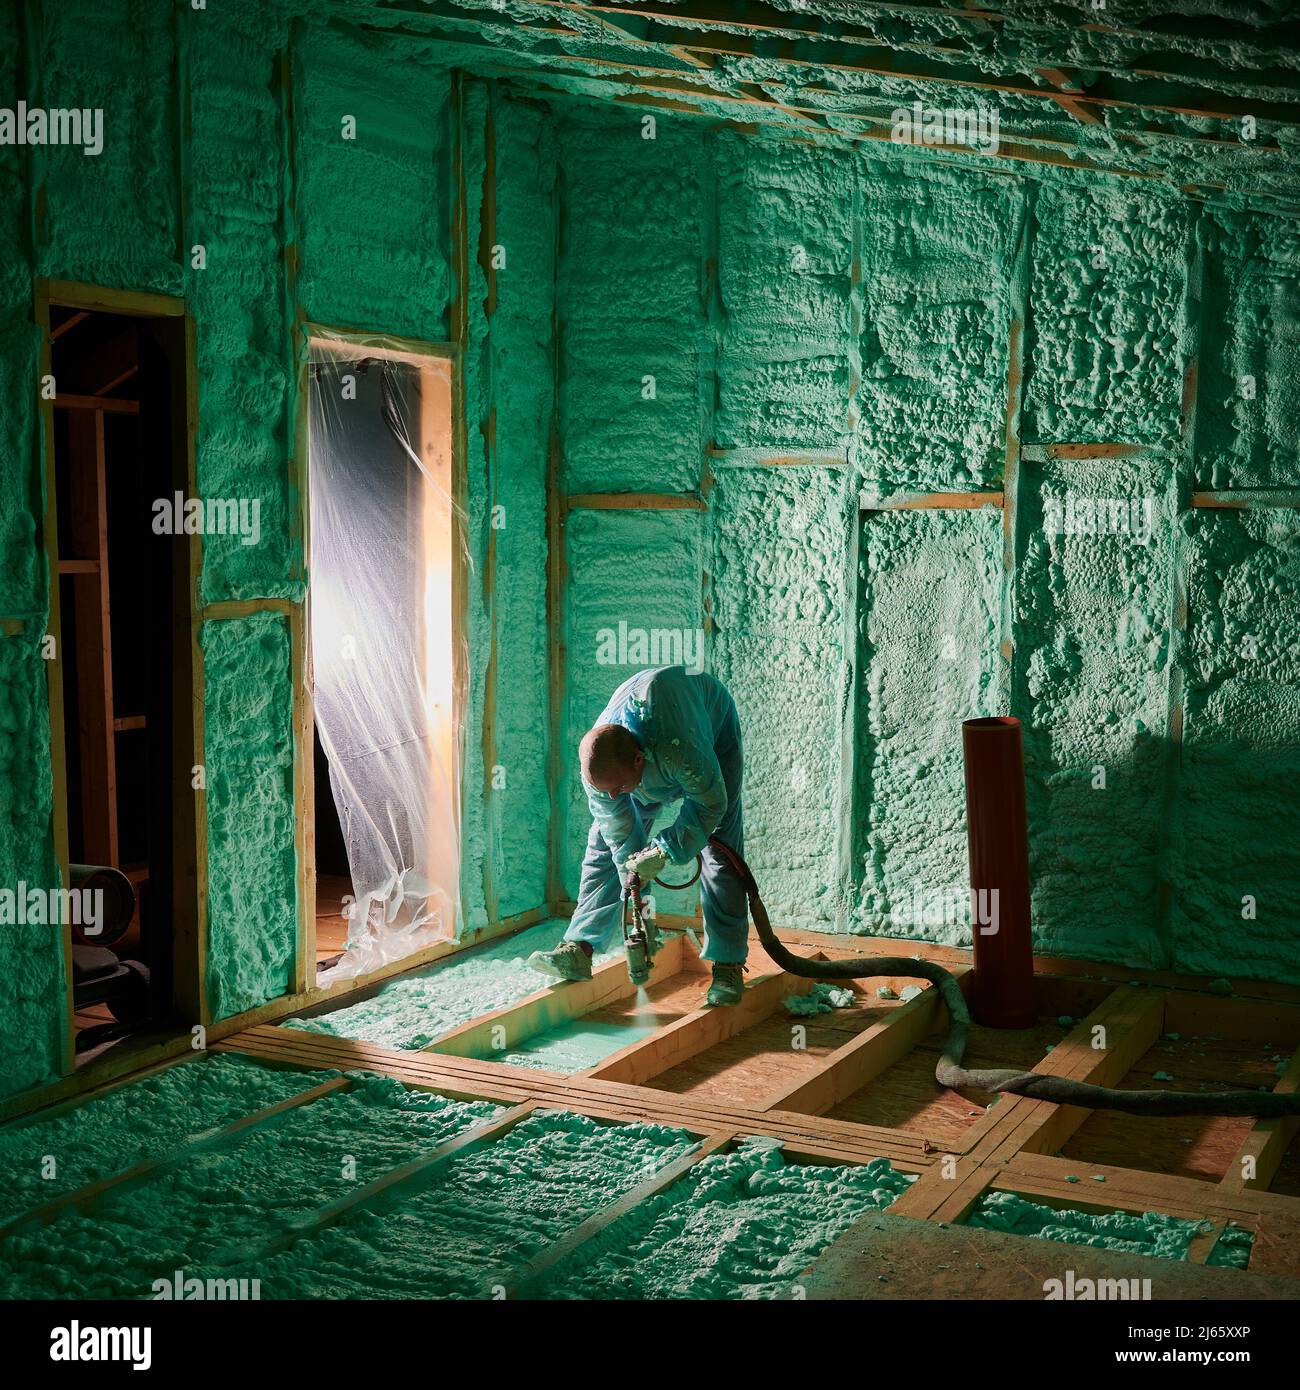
[784,982,855,1017]
[1056,1015,1073,1027]
[1153,1070,1175,1082]
[876,986,898,1001]
[899,985,923,1002]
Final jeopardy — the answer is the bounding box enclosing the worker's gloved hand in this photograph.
[626,844,668,885]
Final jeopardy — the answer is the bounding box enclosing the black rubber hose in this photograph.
[708,835,1300,1119]
[654,859,702,891]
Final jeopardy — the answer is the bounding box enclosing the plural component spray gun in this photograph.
[621,871,660,987]
[621,846,703,987]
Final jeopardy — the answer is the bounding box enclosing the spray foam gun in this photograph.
[621,870,660,987]
[621,847,704,987]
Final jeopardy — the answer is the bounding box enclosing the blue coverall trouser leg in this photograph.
[563,721,748,965]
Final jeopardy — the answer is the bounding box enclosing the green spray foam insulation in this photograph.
[224,1110,698,1299]
[1197,209,1300,492]
[710,466,850,931]
[0,631,63,1097]
[0,1054,334,1227]
[461,84,554,925]
[856,507,1003,940]
[285,918,618,1049]
[784,982,855,1016]
[200,614,298,1021]
[1174,508,1300,978]
[0,1072,499,1299]
[496,1017,660,1073]
[967,1190,1253,1268]
[1013,454,1176,966]
[539,1140,915,1300]
[6,1,1300,1111]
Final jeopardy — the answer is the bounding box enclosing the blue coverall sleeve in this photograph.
[585,782,646,870]
[653,739,728,864]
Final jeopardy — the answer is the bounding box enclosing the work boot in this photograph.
[527,941,592,983]
[706,962,745,1007]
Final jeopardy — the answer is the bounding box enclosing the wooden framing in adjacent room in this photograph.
[34,277,205,1074]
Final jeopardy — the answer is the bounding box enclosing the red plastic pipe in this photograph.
[962,716,1036,1029]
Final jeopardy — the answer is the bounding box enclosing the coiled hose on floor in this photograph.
[702,836,1300,1119]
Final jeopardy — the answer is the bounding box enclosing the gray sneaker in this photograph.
[527,941,593,983]
[706,962,745,1006]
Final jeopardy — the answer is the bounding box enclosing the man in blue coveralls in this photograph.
[528,665,749,1006]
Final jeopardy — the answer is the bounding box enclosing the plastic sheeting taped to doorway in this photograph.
[307,333,465,980]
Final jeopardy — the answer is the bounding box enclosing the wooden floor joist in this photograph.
[963,985,1167,1162]
[213,1025,938,1167]
[424,936,685,1060]
[206,1100,540,1270]
[0,1075,351,1240]
[583,963,815,1085]
[888,1155,998,1225]
[1221,1041,1300,1194]
[505,1130,736,1297]
[5,940,1299,1293]
[28,922,1292,1292]
[758,974,959,1116]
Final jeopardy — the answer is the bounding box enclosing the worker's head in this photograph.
[580,723,645,795]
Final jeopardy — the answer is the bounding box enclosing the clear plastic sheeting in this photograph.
[307,335,465,981]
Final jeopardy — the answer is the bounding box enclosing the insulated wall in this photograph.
[552,101,1300,985]
[462,86,555,928]
[0,3,556,1100]
[855,507,1003,943]
[4,0,1300,1106]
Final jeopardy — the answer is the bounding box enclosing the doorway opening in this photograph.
[306,336,460,982]
[46,299,196,1063]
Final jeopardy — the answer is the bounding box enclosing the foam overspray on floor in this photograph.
[497,1017,659,1073]
[286,919,618,1049]
[539,1140,915,1300]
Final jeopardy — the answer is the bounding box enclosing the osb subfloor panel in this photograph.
[799,1210,1300,1301]
[825,1016,1066,1147]
[1062,1032,1285,1181]
[644,998,903,1109]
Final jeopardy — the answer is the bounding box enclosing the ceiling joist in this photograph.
[361,0,1300,200]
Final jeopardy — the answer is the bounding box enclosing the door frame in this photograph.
[296,323,466,980]
[35,277,205,1072]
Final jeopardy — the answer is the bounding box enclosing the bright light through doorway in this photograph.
[307,337,459,981]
